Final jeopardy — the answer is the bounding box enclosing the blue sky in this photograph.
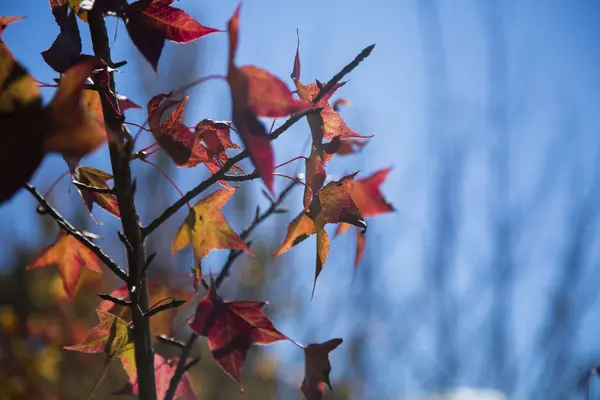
[2,0,600,398]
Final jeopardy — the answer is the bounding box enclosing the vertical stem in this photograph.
[87,10,157,400]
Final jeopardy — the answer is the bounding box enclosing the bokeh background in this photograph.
[1,0,600,399]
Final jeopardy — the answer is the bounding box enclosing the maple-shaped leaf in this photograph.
[116,353,197,399]
[147,93,198,165]
[42,6,82,73]
[275,174,365,295]
[172,187,253,273]
[301,338,343,399]
[27,231,102,299]
[335,168,393,266]
[195,119,240,155]
[189,284,286,388]
[295,80,370,142]
[124,1,220,71]
[64,309,129,354]
[73,166,120,219]
[45,58,107,158]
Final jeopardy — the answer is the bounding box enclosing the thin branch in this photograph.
[72,180,115,194]
[222,171,259,182]
[142,107,320,237]
[164,333,199,400]
[24,183,128,282]
[156,335,185,350]
[311,44,375,105]
[97,293,131,308]
[215,180,297,288]
[144,298,187,319]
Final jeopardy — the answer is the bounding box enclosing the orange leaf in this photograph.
[64,309,129,354]
[45,59,107,158]
[27,231,102,299]
[273,212,316,258]
[189,284,286,388]
[73,166,120,219]
[275,174,365,294]
[172,187,253,268]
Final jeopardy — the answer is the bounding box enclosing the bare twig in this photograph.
[144,298,187,319]
[215,180,297,288]
[164,333,199,400]
[97,293,131,308]
[311,44,375,105]
[156,335,185,350]
[24,183,128,282]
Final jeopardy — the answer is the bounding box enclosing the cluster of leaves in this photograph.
[1,1,393,399]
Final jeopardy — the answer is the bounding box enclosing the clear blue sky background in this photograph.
[2,1,600,399]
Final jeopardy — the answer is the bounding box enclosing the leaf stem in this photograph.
[274,156,307,170]
[141,159,191,209]
[171,74,227,98]
[44,169,70,198]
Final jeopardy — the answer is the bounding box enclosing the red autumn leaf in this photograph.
[158,96,195,165]
[147,93,196,165]
[125,1,220,71]
[335,168,394,266]
[227,5,309,193]
[73,166,120,219]
[275,174,365,295]
[189,284,286,388]
[64,309,129,354]
[116,353,197,399]
[195,119,240,154]
[227,6,273,192]
[27,231,102,299]
[303,146,326,211]
[301,338,343,399]
[172,187,253,274]
[349,167,394,217]
[240,65,310,117]
[116,93,141,111]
